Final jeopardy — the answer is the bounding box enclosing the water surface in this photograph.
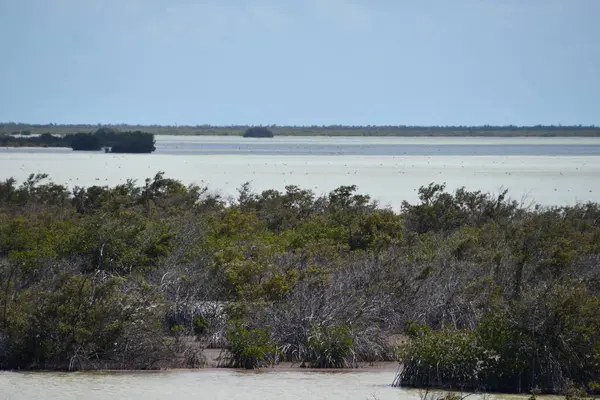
[2,369,407,400]
[1,136,599,207]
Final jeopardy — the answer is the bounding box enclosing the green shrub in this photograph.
[395,325,482,390]
[225,322,279,369]
[396,288,600,394]
[305,324,354,368]
[193,316,209,336]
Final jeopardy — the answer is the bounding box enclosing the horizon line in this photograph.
[1,122,599,129]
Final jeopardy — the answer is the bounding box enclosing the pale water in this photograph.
[0,368,539,400]
[1,369,410,400]
[2,136,600,207]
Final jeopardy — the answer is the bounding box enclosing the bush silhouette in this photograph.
[243,127,274,138]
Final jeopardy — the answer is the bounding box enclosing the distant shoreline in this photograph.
[2,123,600,137]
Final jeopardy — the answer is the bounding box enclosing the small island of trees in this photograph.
[69,128,156,153]
[108,131,156,153]
[68,133,103,151]
[0,127,156,153]
[242,127,274,138]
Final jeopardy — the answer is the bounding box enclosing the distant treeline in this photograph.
[2,123,600,137]
[0,128,156,153]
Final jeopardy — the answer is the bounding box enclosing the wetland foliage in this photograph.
[0,174,598,395]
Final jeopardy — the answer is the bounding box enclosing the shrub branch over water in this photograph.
[0,174,598,394]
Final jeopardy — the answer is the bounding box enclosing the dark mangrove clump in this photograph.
[107,131,156,153]
[242,127,274,138]
[68,133,103,151]
[76,128,156,153]
[0,127,156,153]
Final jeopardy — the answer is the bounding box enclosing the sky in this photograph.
[0,0,599,126]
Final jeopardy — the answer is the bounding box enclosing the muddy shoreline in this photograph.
[1,348,400,373]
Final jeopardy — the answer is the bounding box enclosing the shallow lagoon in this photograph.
[1,136,599,207]
[0,367,477,400]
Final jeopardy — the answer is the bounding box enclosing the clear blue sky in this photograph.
[0,0,598,126]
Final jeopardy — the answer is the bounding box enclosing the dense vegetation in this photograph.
[0,128,156,153]
[107,131,156,153]
[69,133,103,151]
[89,127,156,153]
[2,123,600,137]
[243,127,274,138]
[0,174,598,395]
[0,133,69,148]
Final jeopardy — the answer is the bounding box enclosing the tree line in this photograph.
[2,123,600,137]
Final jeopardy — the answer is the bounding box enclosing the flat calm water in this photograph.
[1,369,408,400]
[0,369,539,400]
[1,136,600,207]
